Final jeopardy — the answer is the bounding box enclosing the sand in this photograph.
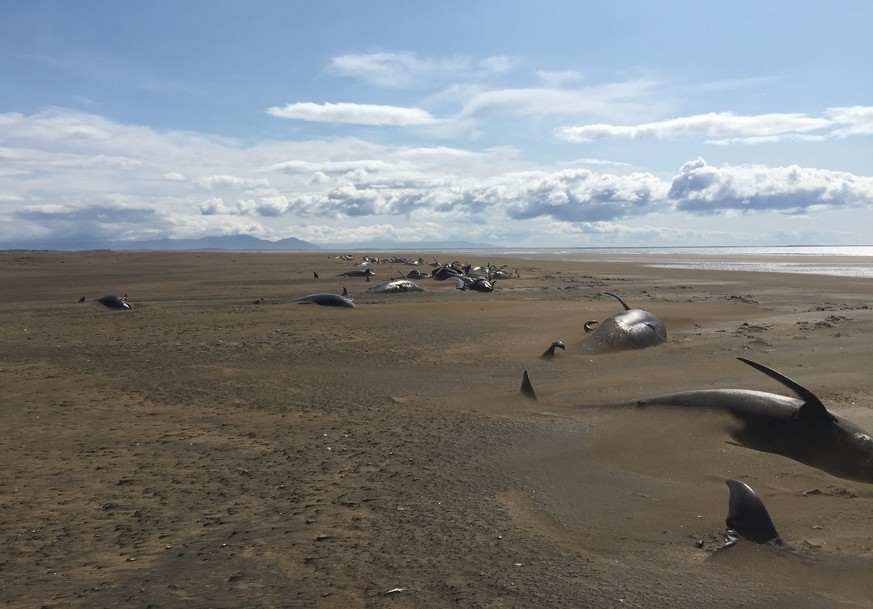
[1,249,872,608]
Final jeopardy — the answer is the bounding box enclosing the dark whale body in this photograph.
[724,479,781,546]
[578,292,666,352]
[95,294,131,309]
[638,358,873,483]
[541,340,566,359]
[296,293,356,308]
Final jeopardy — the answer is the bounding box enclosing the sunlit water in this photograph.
[463,246,873,279]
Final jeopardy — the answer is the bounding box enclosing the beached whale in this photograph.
[295,293,356,308]
[366,278,424,294]
[518,357,873,483]
[637,358,873,484]
[577,292,666,352]
[724,479,781,546]
[90,294,131,309]
[339,269,376,278]
[541,340,566,359]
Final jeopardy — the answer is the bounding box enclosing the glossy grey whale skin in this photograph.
[366,279,424,294]
[725,479,781,546]
[638,358,873,484]
[95,294,130,309]
[577,292,666,352]
[295,293,357,308]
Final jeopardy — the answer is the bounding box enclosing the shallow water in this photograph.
[459,246,873,279]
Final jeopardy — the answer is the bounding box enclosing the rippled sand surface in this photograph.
[2,250,873,608]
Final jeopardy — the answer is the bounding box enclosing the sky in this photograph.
[1,1,872,248]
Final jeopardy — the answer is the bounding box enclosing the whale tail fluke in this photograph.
[520,370,537,400]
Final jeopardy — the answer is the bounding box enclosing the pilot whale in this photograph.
[638,358,873,484]
[517,357,873,483]
[295,292,357,308]
[577,292,666,352]
[366,278,424,294]
[541,340,566,359]
[724,479,781,546]
[91,294,131,309]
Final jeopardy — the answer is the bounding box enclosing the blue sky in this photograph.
[1,1,871,247]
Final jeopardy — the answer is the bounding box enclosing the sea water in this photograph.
[466,246,873,279]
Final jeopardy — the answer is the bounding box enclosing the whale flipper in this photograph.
[737,357,835,424]
[724,479,781,546]
[541,340,566,359]
[602,291,631,311]
[520,370,537,400]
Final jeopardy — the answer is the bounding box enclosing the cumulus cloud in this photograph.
[557,107,873,144]
[668,157,873,214]
[266,102,437,126]
[2,107,872,246]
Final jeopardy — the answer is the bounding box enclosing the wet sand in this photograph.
[1,250,872,608]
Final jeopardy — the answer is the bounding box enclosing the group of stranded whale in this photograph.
[291,257,513,306]
[518,285,872,549]
[523,346,873,549]
[80,255,868,550]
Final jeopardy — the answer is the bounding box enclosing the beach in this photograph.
[2,249,873,608]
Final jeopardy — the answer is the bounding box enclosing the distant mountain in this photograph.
[0,234,319,251]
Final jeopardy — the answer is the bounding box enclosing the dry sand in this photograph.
[1,250,873,608]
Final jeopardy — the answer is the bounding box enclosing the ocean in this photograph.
[465,246,873,279]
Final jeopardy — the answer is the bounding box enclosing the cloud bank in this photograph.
[2,107,871,246]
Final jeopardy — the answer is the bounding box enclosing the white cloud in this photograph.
[459,80,659,121]
[266,102,437,126]
[1,108,871,246]
[326,51,472,88]
[557,107,873,144]
[669,157,873,214]
[193,174,269,190]
[826,105,873,137]
[326,51,515,88]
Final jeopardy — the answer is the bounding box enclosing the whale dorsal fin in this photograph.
[737,358,836,424]
[520,370,537,400]
[602,292,631,311]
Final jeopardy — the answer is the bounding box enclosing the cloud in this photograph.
[668,157,873,214]
[193,174,269,190]
[459,80,659,121]
[266,102,437,126]
[826,105,873,137]
[557,107,873,144]
[504,169,668,222]
[10,203,162,241]
[2,108,872,246]
[325,51,513,88]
